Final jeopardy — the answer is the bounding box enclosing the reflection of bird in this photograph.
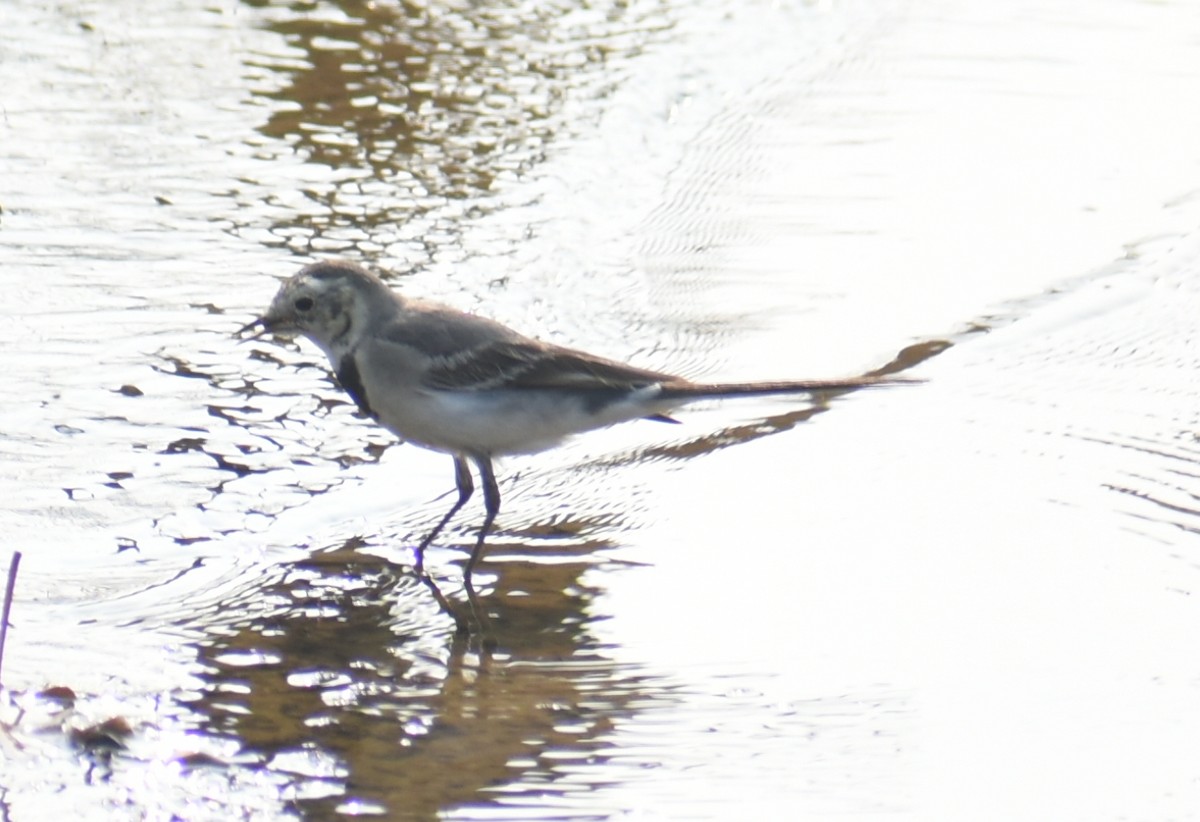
[244,260,912,584]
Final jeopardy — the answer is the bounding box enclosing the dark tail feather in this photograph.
[656,375,919,402]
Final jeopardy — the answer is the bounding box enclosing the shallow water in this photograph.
[4,0,1200,819]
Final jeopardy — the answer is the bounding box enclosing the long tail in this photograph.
[656,374,919,401]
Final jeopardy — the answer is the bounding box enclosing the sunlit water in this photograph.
[3,0,1200,819]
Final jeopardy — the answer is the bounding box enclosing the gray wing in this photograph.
[424,339,681,392]
[377,302,527,359]
[375,300,683,393]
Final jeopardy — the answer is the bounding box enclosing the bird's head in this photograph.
[240,260,396,359]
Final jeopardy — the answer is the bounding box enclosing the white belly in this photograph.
[369,383,667,457]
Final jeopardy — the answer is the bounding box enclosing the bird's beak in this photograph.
[236,315,273,342]
[238,287,295,343]
[235,316,266,338]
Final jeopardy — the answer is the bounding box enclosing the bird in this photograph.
[242,259,911,585]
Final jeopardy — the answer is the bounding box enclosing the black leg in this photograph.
[414,455,473,575]
[465,455,500,583]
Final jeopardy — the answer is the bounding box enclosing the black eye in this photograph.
[294,297,314,312]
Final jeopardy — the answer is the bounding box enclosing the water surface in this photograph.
[3,0,1200,819]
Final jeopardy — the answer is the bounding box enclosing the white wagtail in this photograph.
[243,260,911,583]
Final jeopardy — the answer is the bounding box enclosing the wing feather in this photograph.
[425,339,679,392]
[371,298,684,393]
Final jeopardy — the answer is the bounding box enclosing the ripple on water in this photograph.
[912,231,1200,568]
[7,0,1200,818]
[1,2,697,814]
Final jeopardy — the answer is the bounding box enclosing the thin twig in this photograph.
[0,551,22,692]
